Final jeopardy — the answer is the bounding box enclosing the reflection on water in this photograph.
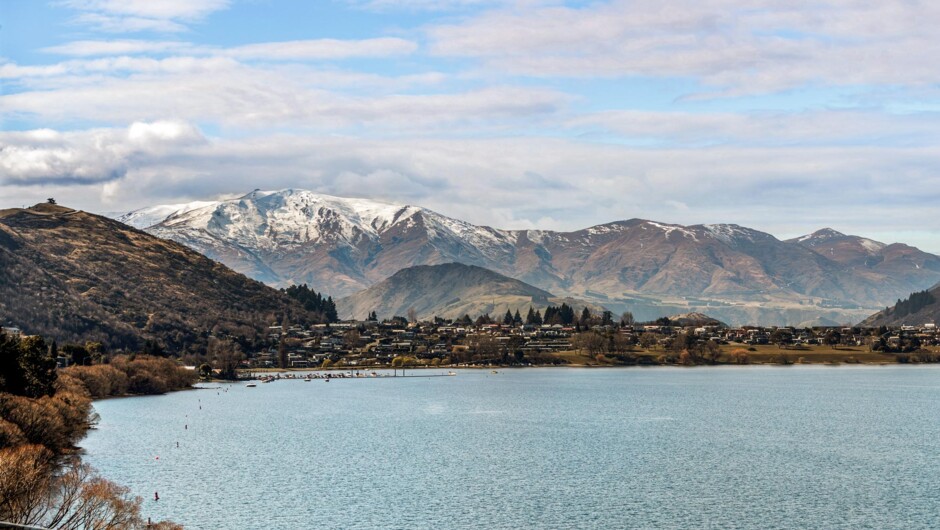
[83,366,940,529]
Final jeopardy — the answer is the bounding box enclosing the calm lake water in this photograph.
[82,366,940,529]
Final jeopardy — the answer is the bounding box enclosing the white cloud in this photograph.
[41,40,191,56]
[60,0,230,33]
[71,13,189,33]
[0,121,205,185]
[225,38,419,60]
[60,0,230,20]
[347,0,512,12]
[40,38,420,60]
[427,0,940,93]
[568,109,940,147]
[0,56,567,128]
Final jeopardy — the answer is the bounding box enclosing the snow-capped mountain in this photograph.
[116,189,940,325]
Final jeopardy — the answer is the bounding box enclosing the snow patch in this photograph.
[858,238,886,253]
[645,221,698,241]
[704,224,757,245]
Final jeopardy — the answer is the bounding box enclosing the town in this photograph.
[233,313,940,370]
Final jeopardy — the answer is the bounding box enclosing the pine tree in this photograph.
[278,340,288,369]
[325,296,338,323]
[503,310,514,325]
[282,283,339,323]
[544,306,557,324]
[513,309,523,325]
[526,307,536,325]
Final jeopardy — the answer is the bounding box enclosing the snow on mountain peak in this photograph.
[797,228,845,242]
[703,224,762,245]
[643,220,698,240]
[117,200,220,229]
[149,189,431,250]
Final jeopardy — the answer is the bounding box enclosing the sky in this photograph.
[2,1,940,251]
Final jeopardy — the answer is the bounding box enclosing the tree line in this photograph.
[888,289,936,318]
[281,284,338,323]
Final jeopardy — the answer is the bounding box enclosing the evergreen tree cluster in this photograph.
[543,303,576,325]
[282,284,338,323]
[502,309,524,325]
[0,332,57,398]
[890,290,936,317]
[522,304,579,326]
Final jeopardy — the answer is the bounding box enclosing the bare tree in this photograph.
[344,329,361,350]
[620,311,635,326]
[638,332,658,350]
[0,445,180,529]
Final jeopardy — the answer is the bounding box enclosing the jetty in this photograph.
[246,370,457,383]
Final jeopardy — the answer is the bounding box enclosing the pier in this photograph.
[246,370,458,383]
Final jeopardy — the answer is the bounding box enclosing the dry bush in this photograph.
[65,365,129,398]
[0,445,179,529]
[0,418,25,448]
[0,444,54,524]
[0,395,68,451]
[729,349,750,364]
[65,356,195,398]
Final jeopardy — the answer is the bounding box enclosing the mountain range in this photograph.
[116,189,940,326]
[0,203,311,352]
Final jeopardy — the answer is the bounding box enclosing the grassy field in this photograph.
[727,344,901,364]
[548,343,938,366]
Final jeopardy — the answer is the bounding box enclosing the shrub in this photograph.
[729,349,750,364]
[65,365,129,398]
[72,355,195,397]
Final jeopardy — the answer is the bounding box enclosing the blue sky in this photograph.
[2,0,940,251]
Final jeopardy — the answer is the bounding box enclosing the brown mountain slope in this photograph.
[336,263,602,321]
[789,229,940,297]
[0,203,311,353]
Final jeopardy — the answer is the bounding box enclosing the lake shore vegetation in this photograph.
[0,330,188,528]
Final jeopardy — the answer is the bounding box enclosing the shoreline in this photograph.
[231,359,931,377]
[235,344,937,374]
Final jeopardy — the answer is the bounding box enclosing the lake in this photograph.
[82,366,940,529]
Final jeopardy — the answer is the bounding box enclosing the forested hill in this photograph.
[0,202,313,354]
[860,285,940,327]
